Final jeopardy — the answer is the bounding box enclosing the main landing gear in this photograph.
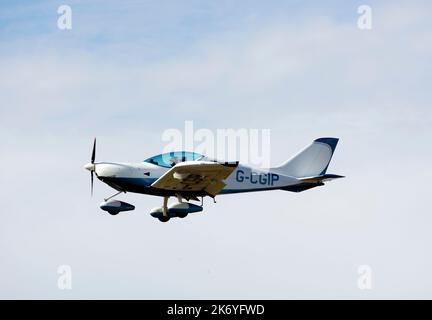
[150,195,205,222]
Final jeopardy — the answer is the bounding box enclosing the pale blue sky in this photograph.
[1,1,432,299]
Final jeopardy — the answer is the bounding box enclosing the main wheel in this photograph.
[158,216,170,223]
[177,213,188,218]
[108,211,119,216]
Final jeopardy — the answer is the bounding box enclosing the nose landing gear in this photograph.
[99,190,134,215]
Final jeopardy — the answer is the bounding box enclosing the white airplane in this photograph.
[84,138,344,222]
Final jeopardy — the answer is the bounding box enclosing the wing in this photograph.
[151,161,238,197]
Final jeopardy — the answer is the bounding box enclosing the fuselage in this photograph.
[93,161,299,197]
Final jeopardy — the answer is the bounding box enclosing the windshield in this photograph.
[143,151,203,168]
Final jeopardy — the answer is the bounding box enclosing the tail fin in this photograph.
[272,138,339,178]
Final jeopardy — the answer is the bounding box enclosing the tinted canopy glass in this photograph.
[143,151,203,168]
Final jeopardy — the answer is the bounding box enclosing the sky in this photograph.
[1,0,432,299]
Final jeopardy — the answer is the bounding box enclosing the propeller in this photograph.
[84,138,97,196]
[90,138,96,196]
[91,137,96,164]
[91,166,94,196]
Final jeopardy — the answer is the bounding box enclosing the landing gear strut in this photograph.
[157,196,170,222]
[104,190,125,202]
[162,196,168,217]
[176,195,187,218]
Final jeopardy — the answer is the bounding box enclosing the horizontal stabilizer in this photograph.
[280,174,344,193]
[298,174,345,183]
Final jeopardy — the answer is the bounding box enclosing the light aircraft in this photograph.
[84,138,344,222]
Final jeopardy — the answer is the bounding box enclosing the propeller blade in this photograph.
[91,171,94,196]
[91,138,96,164]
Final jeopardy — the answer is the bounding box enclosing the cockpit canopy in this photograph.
[143,151,203,168]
